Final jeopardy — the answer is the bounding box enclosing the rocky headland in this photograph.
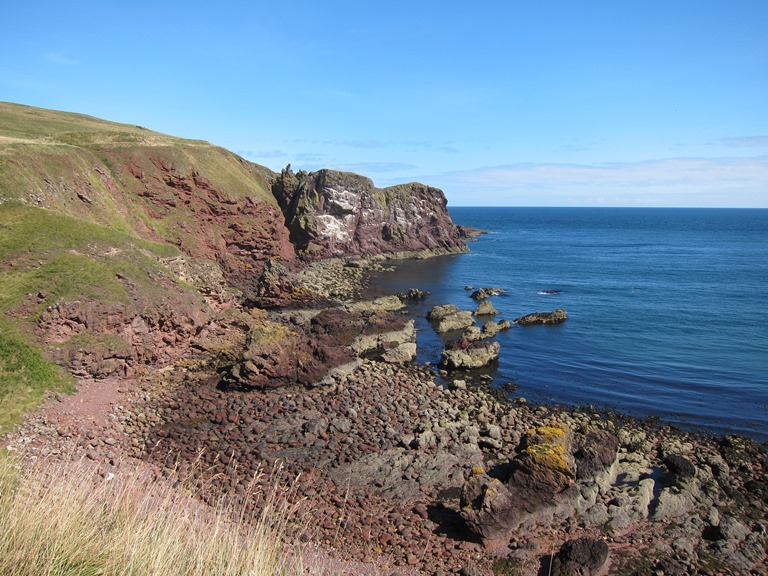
[2,103,767,575]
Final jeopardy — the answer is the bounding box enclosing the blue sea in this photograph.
[374,207,768,442]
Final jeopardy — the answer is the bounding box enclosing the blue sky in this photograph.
[2,1,767,207]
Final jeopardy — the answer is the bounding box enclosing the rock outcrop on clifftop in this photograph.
[272,165,468,259]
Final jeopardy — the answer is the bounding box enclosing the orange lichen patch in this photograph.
[246,320,297,348]
[524,423,573,476]
[525,442,570,475]
[528,424,568,443]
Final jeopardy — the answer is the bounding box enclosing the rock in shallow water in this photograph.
[439,338,500,369]
[473,300,498,316]
[428,304,475,333]
[514,308,567,325]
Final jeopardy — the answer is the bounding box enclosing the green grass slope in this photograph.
[0,101,284,264]
[0,201,209,432]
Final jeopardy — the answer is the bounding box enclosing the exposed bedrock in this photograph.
[221,306,416,389]
[427,304,475,333]
[460,423,620,548]
[272,166,468,259]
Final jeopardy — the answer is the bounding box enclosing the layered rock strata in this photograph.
[272,166,468,260]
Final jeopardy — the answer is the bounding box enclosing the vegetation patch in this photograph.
[0,456,298,575]
[0,318,73,433]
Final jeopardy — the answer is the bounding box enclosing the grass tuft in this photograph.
[0,456,300,576]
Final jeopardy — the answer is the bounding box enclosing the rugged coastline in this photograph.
[2,103,766,575]
[8,258,768,575]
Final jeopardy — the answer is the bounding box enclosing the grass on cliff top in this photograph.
[1,102,277,237]
[0,456,299,576]
[0,101,175,142]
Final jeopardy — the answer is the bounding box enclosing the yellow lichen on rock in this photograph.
[525,442,570,475]
[523,423,574,477]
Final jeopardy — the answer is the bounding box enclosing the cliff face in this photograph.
[0,102,467,387]
[272,166,467,259]
[0,102,297,294]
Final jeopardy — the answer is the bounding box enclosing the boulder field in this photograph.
[9,257,767,575]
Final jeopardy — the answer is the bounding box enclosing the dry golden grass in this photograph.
[0,455,300,576]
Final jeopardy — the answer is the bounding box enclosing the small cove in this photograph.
[371,207,768,441]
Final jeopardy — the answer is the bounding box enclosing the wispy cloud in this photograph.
[433,157,768,207]
[237,149,286,160]
[718,136,768,148]
[291,137,457,153]
[335,161,417,173]
[400,140,459,153]
[292,138,386,149]
[44,52,78,66]
[294,152,330,162]
[557,143,591,153]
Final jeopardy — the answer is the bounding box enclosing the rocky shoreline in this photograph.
[6,256,767,575]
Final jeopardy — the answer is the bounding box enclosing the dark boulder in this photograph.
[663,454,697,485]
[514,308,567,325]
[573,429,620,480]
[397,288,431,301]
[549,537,609,576]
[470,287,505,300]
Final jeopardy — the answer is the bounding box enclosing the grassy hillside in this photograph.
[0,102,285,268]
[0,102,295,429]
[0,201,209,432]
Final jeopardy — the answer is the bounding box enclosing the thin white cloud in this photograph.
[237,149,287,160]
[719,136,768,148]
[434,157,768,208]
[291,137,457,153]
[256,150,287,159]
[294,152,329,162]
[335,161,417,173]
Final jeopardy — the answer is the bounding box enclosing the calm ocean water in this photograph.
[374,207,768,441]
